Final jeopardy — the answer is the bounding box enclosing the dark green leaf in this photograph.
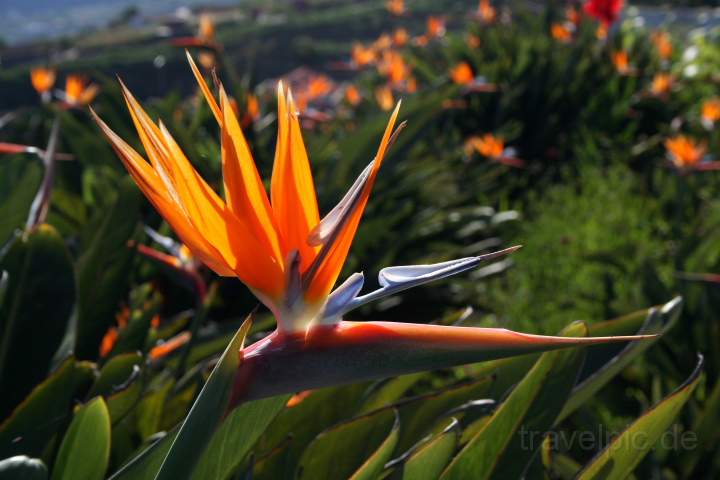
[399,420,459,480]
[75,177,140,359]
[0,358,94,458]
[441,321,588,480]
[576,355,704,480]
[0,224,75,418]
[297,408,399,480]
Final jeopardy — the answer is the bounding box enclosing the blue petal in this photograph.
[321,272,365,323]
[338,246,520,317]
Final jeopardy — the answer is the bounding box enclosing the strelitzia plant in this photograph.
[92,53,649,408]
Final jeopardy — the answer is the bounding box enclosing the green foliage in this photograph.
[488,164,669,333]
[0,225,75,417]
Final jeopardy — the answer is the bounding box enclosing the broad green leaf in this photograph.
[398,420,459,480]
[89,352,143,398]
[441,321,589,480]
[396,376,493,452]
[254,383,370,480]
[136,378,175,440]
[0,455,48,480]
[75,177,140,359]
[155,315,288,480]
[358,373,425,414]
[191,394,291,479]
[0,161,42,245]
[680,374,720,476]
[51,397,111,480]
[349,414,399,480]
[108,430,175,480]
[576,355,704,480]
[88,352,144,423]
[0,225,75,417]
[0,357,94,459]
[558,297,681,422]
[297,408,399,480]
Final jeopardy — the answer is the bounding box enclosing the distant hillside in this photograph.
[2,0,237,45]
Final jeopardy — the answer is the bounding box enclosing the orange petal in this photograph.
[91,109,233,276]
[93,106,284,296]
[270,86,321,271]
[219,88,283,265]
[304,101,401,302]
[187,51,222,124]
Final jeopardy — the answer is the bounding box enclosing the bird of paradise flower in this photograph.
[92,53,650,411]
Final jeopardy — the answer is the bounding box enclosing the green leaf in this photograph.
[398,420,460,480]
[441,321,589,480]
[191,394,291,479]
[0,161,42,245]
[253,383,370,480]
[576,355,704,480]
[75,177,140,359]
[89,352,144,423]
[51,397,111,480]
[558,298,681,422]
[0,358,94,459]
[358,373,425,414]
[396,376,493,452]
[108,430,175,480]
[155,314,288,479]
[89,352,143,398]
[0,225,76,418]
[0,455,48,480]
[297,408,399,480]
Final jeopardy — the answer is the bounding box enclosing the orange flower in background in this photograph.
[477,0,496,24]
[551,23,572,43]
[308,75,333,98]
[99,307,131,358]
[198,51,216,70]
[596,24,608,40]
[451,62,474,85]
[611,50,630,75]
[393,27,409,47]
[65,75,99,106]
[149,331,192,361]
[198,13,215,42]
[375,85,395,111]
[373,33,393,52]
[651,30,672,60]
[93,52,402,333]
[467,133,505,159]
[30,67,56,97]
[381,50,410,86]
[241,94,260,127]
[701,98,720,128]
[426,16,446,39]
[405,76,417,93]
[665,136,706,169]
[99,328,118,358]
[650,73,673,96]
[345,85,362,106]
[351,43,376,68]
[386,0,405,16]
